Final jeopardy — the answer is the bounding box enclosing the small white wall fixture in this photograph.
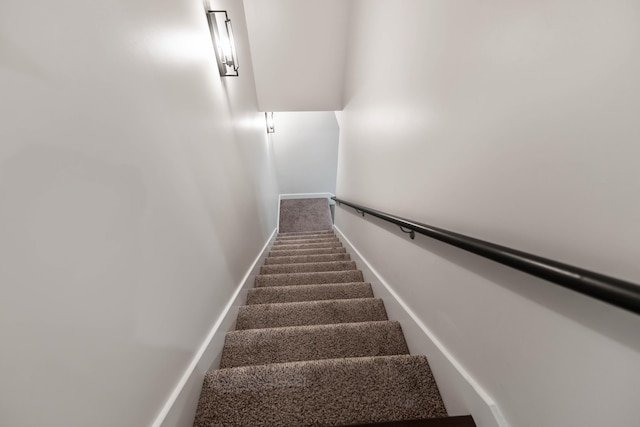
[265,112,275,133]
[206,10,239,77]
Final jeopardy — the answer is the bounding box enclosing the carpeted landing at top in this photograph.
[278,198,333,233]
[193,199,476,427]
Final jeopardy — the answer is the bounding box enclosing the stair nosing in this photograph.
[226,320,401,337]
[240,296,381,310]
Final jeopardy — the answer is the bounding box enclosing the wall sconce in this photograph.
[206,10,239,77]
[265,112,275,133]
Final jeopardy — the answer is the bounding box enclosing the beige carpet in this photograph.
[278,198,333,232]
[196,355,446,426]
[194,222,458,426]
[246,282,374,305]
[219,321,409,368]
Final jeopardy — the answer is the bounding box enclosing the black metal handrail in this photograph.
[332,196,640,316]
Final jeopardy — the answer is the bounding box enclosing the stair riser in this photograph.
[274,237,340,245]
[277,230,334,237]
[246,283,374,305]
[220,321,409,368]
[269,247,347,257]
[260,261,357,275]
[264,253,351,265]
[275,237,337,244]
[270,242,342,250]
[236,298,387,329]
[255,270,364,287]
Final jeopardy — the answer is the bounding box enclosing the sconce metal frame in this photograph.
[206,10,239,77]
[265,112,275,133]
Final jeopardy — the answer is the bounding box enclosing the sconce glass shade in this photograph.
[265,112,275,133]
[206,10,239,77]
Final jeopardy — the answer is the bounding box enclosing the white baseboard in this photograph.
[152,228,277,427]
[334,226,509,427]
[277,192,336,232]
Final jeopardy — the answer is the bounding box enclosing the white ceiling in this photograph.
[243,0,351,112]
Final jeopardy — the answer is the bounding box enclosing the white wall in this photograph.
[243,0,350,111]
[0,0,278,426]
[271,112,339,195]
[336,1,640,426]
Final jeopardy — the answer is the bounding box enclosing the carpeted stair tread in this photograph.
[276,232,336,238]
[277,235,336,242]
[277,230,334,237]
[194,355,447,427]
[264,253,351,265]
[246,282,374,305]
[270,247,347,257]
[220,321,409,368]
[255,270,364,287]
[260,260,357,275]
[236,298,387,330]
[269,241,343,250]
[275,236,335,242]
[273,237,340,245]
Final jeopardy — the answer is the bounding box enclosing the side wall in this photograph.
[0,0,278,426]
[336,1,640,426]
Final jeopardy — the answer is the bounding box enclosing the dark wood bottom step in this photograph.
[351,415,476,427]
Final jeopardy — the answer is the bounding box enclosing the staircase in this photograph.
[194,228,476,426]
